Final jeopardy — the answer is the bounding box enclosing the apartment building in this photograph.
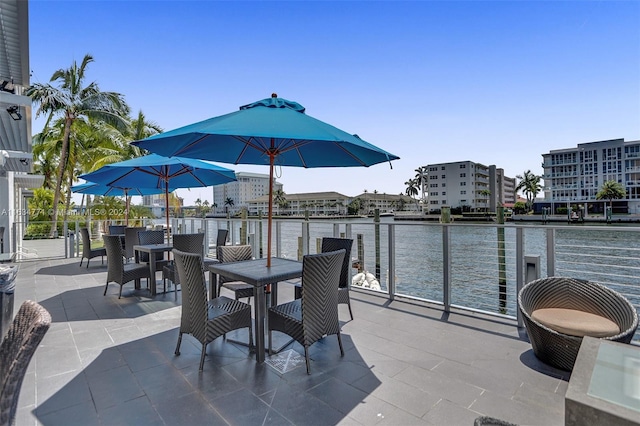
[211,172,282,215]
[495,168,517,207]
[247,191,416,216]
[541,138,640,214]
[248,192,350,216]
[424,161,516,212]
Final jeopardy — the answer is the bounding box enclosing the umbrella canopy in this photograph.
[72,182,166,225]
[79,154,237,238]
[71,182,166,197]
[132,94,400,265]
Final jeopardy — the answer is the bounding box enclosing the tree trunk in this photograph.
[63,172,73,222]
[50,116,73,237]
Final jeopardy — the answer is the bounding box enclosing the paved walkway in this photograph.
[10,257,569,425]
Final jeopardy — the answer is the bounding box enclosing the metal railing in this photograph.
[11,217,640,341]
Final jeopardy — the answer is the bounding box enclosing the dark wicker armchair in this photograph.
[172,249,253,370]
[215,245,254,301]
[518,277,638,371]
[103,235,150,298]
[0,301,51,425]
[79,227,106,268]
[268,249,346,374]
[294,237,354,320]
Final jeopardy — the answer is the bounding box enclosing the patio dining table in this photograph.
[208,257,303,363]
[134,243,174,296]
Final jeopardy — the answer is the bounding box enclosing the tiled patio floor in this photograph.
[9,256,570,425]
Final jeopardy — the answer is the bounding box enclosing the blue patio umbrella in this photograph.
[72,182,166,225]
[79,154,237,239]
[132,94,400,265]
[71,182,165,197]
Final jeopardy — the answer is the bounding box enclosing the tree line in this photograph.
[27,54,164,236]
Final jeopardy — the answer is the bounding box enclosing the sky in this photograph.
[28,0,640,206]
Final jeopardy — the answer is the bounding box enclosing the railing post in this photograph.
[76,220,80,256]
[443,225,451,312]
[63,222,69,258]
[388,224,396,301]
[546,228,555,277]
[12,222,17,261]
[204,219,210,256]
[516,227,524,316]
[275,217,280,258]
[301,221,309,256]
[519,255,540,328]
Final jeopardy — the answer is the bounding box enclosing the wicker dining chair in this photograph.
[103,235,150,298]
[163,233,202,293]
[0,301,51,426]
[172,249,253,370]
[518,276,638,371]
[268,249,346,374]
[214,245,255,301]
[137,230,169,278]
[108,225,127,236]
[124,226,146,261]
[79,227,106,268]
[214,229,228,259]
[294,237,354,320]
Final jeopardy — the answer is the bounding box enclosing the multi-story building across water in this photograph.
[423,161,516,212]
[540,138,640,215]
[211,172,282,215]
[247,191,416,216]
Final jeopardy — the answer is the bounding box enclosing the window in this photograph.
[441,175,446,179]
[430,200,439,205]
[430,192,438,196]
[461,190,466,195]
[429,166,438,172]
[441,166,446,170]
[429,175,437,180]
[460,164,466,169]
[442,183,446,187]
[460,173,466,178]
[430,183,438,188]
[460,182,466,186]
[442,192,446,196]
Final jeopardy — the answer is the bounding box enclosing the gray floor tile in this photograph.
[12,257,569,426]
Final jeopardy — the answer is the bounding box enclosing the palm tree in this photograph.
[405,178,420,209]
[596,180,626,212]
[479,189,491,213]
[194,198,203,217]
[224,197,235,217]
[27,54,130,236]
[515,170,542,212]
[273,189,287,215]
[414,166,428,201]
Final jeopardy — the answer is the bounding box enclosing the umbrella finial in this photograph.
[271,93,278,98]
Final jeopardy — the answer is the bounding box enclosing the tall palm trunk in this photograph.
[50,116,73,237]
[63,172,74,222]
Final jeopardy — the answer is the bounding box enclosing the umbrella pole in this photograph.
[267,153,274,268]
[125,190,129,226]
[165,185,170,243]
